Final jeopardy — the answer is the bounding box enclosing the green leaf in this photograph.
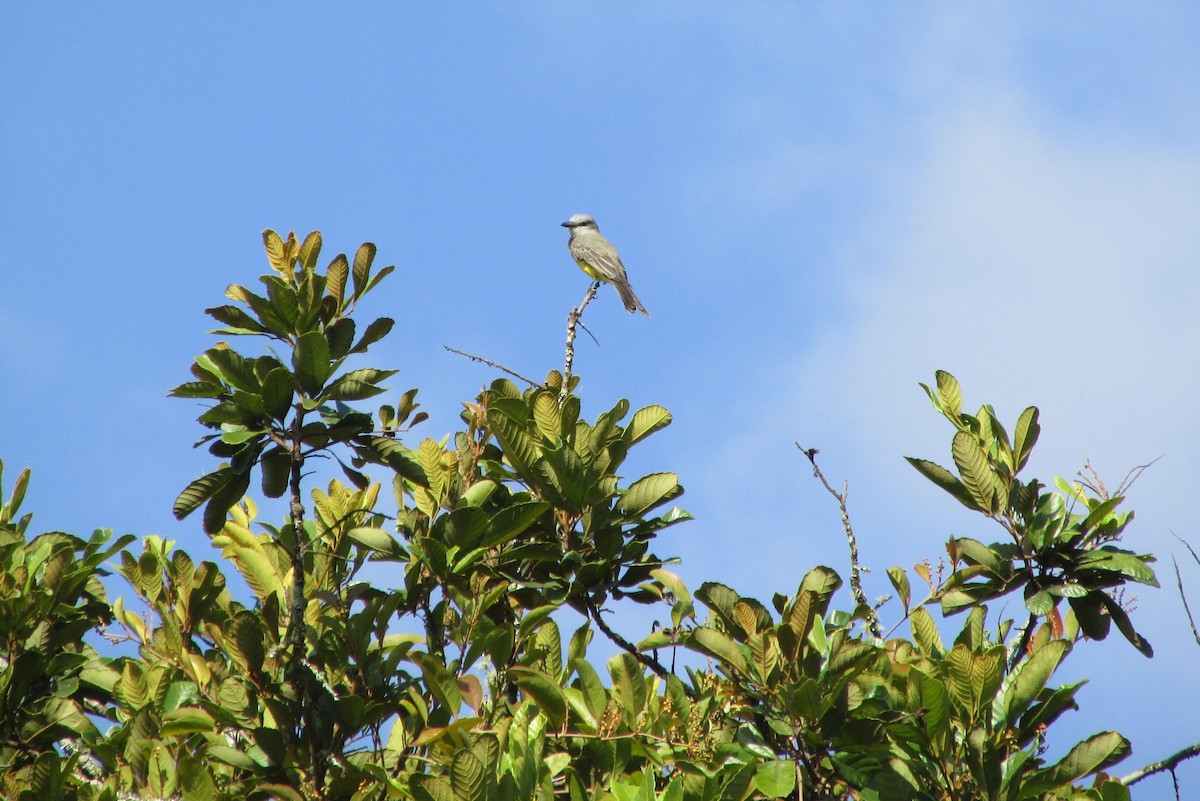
[231,613,265,674]
[260,367,295,420]
[798,565,841,596]
[1077,549,1158,586]
[964,647,1007,719]
[1024,589,1053,615]
[206,304,269,335]
[260,450,289,498]
[350,317,394,355]
[293,331,333,395]
[625,405,672,445]
[696,582,740,627]
[170,380,226,399]
[532,392,561,441]
[326,317,356,357]
[460,479,497,508]
[230,546,285,604]
[347,527,404,557]
[887,566,910,611]
[910,607,943,655]
[533,619,564,678]
[651,568,694,628]
[264,274,300,327]
[202,469,251,534]
[160,706,215,737]
[753,760,796,799]
[1040,731,1131,789]
[220,425,264,446]
[226,283,289,334]
[1013,406,1041,472]
[508,666,567,729]
[410,651,463,714]
[363,264,396,295]
[574,659,607,723]
[351,242,376,297]
[935,370,963,418]
[905,457,978,510]
[179,755,216,801]
[908,668,950,741]
[206,745,260,770]
[954,605,987,650]
[204,347,259,393]
[486,406,541,479]
[688,627,749,675]
[322,367,397,402]
[1002,639,1068,725]
[262,229,290,274]
[608,653,648,725]
[1098,593,1153,656]
[325,253,348,303]
[366,437,429,486]
[174,467,232,520]
[484,501,550,547]
[952,430,1001,513]
[298,230,322,272]
[619,472,682,516]
[540,443,587,509]
[450,750,487,801]
[1046,582,1088,598]
[1069,593,1111,640]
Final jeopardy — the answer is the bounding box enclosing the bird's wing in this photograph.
[569,235,627,283]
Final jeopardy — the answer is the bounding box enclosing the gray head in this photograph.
[561,214,599,232]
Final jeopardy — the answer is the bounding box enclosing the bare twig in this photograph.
[796,443,883,639]
[1174,556,1200,646]
[585,597,671,680]
[1172,532,1200,648]
[443,345,543,388]
[1116,455,1162,497]
[1122,741,1200,787]
[1076,460,1108,499]
[562,282,600,404]
[1174,530,1200,568]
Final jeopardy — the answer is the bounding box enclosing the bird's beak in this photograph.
[561,221,572,228]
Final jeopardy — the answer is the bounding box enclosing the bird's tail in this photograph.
[615,280,650,317]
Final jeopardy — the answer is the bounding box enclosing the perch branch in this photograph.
[796,443,883,639]
[562,282,600,404]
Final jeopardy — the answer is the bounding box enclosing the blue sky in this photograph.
[3,5,1199,794]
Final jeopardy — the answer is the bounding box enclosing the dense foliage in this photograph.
[0,231,1164,800]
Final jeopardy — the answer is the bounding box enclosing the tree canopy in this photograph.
[0,230,1177,801]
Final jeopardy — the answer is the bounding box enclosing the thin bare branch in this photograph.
[443,345,544,388]
[1116,455,1162,497]
[1123,741,1200,787]
[1076,460,1108,499]
[1173,555,1200,647]
[584,597,670,680]
[796,443,883,639]
[1174,530,1200,568]
[562,282,600,404]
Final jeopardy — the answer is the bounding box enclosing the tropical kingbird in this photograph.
[561,214,649,316]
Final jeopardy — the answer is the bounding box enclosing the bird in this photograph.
[561,214,649,316]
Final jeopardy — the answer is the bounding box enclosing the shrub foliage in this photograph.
[0,231,1162,800]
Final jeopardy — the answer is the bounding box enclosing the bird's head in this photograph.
[562,214,599,232]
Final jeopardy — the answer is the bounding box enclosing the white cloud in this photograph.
[822,93,1200,481]
[774,92,1200,771]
